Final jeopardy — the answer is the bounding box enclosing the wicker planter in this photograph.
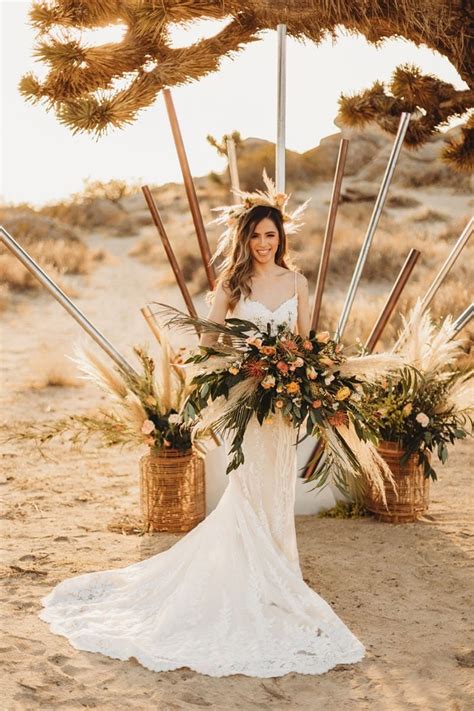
[365,440,430,523]
[139,447,205,533]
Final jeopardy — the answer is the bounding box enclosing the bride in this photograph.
[39,186,366,678]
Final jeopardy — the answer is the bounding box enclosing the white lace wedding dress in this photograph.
[39,272,366,677]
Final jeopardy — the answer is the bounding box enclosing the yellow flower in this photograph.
[402,403,413,416]
[286,381,300,395]
[228,366,240,375]
[335,386,351,401]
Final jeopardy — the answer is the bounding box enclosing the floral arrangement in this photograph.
[360,301,473,479]
[3,332,198,455]
[154,302,403,504]
[361,367,473,479]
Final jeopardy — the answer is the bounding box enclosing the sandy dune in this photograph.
[1,227,473,710]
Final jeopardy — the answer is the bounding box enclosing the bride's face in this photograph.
[249,217,279,264]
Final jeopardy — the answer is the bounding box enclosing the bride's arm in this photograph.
[199,282,230,347]
[296,272,311,339]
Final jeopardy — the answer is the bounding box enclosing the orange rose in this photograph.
[286,381,300,395]
[260,345,277,356]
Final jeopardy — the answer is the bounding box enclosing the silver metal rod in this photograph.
[420,217,473,310]
[226,136,240,196]
[453,303,474,336]
[0,226,138,377]
[335,112,411,341]
[276,24,286,193]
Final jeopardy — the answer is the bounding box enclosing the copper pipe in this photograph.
[141,185,197,319]
[310,138,349,331]
[365,248,420,352]
[302,439,324,481]
[163,88,215,289]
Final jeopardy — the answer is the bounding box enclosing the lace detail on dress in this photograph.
[38,269,366,678]
[233,269,298,334]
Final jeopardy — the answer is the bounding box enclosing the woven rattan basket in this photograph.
[139,447,205,533]
[365,440,430,523]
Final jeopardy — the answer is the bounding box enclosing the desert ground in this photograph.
[1,127,473,709]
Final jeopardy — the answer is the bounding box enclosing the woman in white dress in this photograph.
[39,200,366,677]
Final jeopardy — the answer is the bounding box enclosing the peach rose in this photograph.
[276,360,289,374]
[141,419,155,435]
[319,356,334,367]
[316,331,330,343]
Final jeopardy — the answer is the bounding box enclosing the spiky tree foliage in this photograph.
[338,65,474,172]
[206,131,243,157]
[21,1,473,170]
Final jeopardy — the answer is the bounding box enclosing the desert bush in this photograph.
[39,179,142,235]
[0,209,103,296]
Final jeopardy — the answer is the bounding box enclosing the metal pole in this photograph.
[0,226,138,377]
[226,136,240,197]
[311,138,349,331]
[420,218,473,311]
[453,303,473,336]
[276,24,286,192]
[141,186,198,318]
[163,88,216,289]
[335,112,411,341]
[365,248,420,351]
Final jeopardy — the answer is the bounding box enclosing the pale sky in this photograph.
[1,0,467,206]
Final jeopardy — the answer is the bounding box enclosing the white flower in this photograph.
[415,412,430,427]
[261,375,276,389]
[168,413,180,425]
[141,419,155,435]
[324,374,335,385]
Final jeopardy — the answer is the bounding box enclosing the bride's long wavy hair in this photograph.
[207,205,298,312]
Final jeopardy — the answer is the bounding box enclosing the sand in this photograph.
[1,229,473,710]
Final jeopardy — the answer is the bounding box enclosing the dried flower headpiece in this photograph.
[209,168,311,264]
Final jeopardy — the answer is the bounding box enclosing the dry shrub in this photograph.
[0,284,10,313]
[0,209,102,294]
[27,351,82,390]
[40,179,142,234]
[412,207,449,223]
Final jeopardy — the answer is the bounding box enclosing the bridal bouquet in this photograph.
[154,302,403,503]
